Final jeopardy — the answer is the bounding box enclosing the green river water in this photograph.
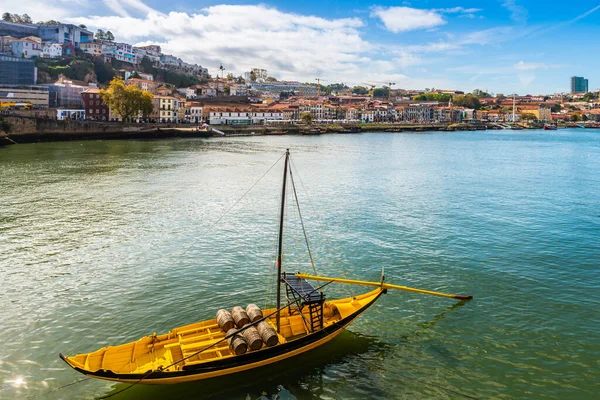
[0,130,599,399]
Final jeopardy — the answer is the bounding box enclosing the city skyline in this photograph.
[2,0,599,94]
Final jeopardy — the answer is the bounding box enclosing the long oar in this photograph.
[295,273,473,300]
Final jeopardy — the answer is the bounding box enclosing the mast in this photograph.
[276,149,290,333]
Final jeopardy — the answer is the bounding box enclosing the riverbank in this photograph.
[0,114,587,147]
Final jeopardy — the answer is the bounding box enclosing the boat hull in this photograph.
[61,288,384,384]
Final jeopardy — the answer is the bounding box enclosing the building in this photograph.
[124,71,153,81]
[571,76,589,93]
[298,85,318,97]
[151,96,179,122]
[250,68,268,83]
[41,43,63,58]
[57,109,85,120]
[80,41,103,57]
[38,24,92,48]
[0,55,36,85]
[81,88,109,120]
[0,85,49,107]
[184,103,203,123]
[401,104,434,122]
[114,43,136,64]
[207,108,283,125]
[48,79,88,108]
[249,81,300,96]
[0,35,18,53]
[11,38,41,58]
[125,78,158,94]
[0,21,39,39]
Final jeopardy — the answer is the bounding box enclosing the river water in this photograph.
[0,130,599,399]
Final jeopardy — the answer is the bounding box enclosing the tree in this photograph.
[520,113,537,122]
[452,94,481,109]
[550,104,562,113]
[352,86,368,95]
[300,112,313,125]
[79,24,87,29]
[105,31,115,42]
[2,13,12,22]
[249,71,256,82]
[472,89,491,98]
[373,87,389,97]
[582,114,588,121]
[100,78,154,122]
[570,114,580,122]
[279,91,290,100]
[95,29,105,40]
[226,72,235,81]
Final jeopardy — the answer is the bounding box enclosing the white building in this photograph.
[11,39,41,58]
[114,43,136,64]
[41,43,63,58]
[208,110,283,125]
[57,109,85,120]
[177,87,197,100]
[38,24,93,48]
[251,68,268,83]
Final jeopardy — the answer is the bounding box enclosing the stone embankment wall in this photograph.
[0,115,182,145]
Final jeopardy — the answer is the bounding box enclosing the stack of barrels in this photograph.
[216,304,279,356]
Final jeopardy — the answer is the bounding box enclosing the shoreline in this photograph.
[0,116,587,147]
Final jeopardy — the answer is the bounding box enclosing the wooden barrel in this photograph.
[246,304,263,323]
[257,321,279,347]
[231,306,250,328]
[226,329,247,355]
[242,324,263,351]
[216,309,235,332]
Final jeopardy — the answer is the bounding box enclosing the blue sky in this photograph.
[5,0,600,94]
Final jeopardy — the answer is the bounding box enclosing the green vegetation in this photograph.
[550,104,562,113]
[570,114,580,122]
[452,94,481,109]
[472,89,492,98]
[520,113,537,122]
[100,78,153,121]
[582,92,598,102]
[94,29,114,42]
[139,56,203,87]
[373,87,389,97]
[413,93,452,102]
[352,86,369,95]
[35,57,95,82]
[2,12,32,23]
[300,112,313,124]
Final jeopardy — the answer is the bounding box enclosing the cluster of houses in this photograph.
[0,21,208,76]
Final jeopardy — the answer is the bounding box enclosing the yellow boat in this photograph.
[60,150,471,385]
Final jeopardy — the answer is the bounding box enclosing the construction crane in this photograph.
[361,82,377,98]
[315,78,327,97]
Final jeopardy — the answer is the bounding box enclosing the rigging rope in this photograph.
[71,153,285,355]
[289,157,354,298]
[288,158,317,276]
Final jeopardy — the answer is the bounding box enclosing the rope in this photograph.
[94,280,335,399]
[71,152,286,355]
[289,157,354,298]
[288,160,317,276]
[27,377,92,399]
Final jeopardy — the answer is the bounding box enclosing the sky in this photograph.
[3,0,600,94]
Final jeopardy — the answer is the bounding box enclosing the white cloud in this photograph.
[501,0,528,23]
[370,6,446,33]
[514,61,548,71]
[66,5,385,84]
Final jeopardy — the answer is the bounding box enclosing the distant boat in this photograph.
[301,128,322,135]
[544,124,557,131]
